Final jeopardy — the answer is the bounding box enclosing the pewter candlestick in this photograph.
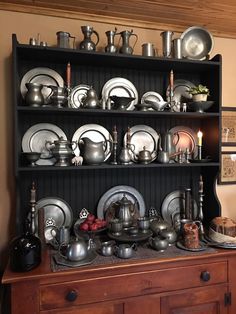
[197,175,205,239]
[30,181,37,235]
[110,125,118,165]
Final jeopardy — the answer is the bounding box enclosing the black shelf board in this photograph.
[17,106,220,118]
[15,41,221,73]
[18,162,220,171]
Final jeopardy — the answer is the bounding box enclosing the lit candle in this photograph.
[30,181,36,203]
[170,69,174,97]
[197,130,203,146]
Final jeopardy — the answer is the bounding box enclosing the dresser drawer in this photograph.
[40,261,227,310]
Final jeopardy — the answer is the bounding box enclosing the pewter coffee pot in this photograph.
[105,28,118,53]
[162,131,179,156]
[56,31,75,49]
[116,194,134,227]
[118,29,138,55]
[79,26,99,51]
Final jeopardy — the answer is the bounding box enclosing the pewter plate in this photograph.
[176,241,206,252]
[53,249,97,267]
[97,185,146,220]
[102,77,138,110]
[20,67,64,104]
[166,79,196,108]
[123,125,159,162]
[72,124,113,159]
[161,190,198,227]
[180,26,214,60]
[108,230,152,243]
[169,125,197,158]
[69,84,90,108]
[22,123,67,159]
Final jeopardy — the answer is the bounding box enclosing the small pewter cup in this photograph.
[109,219,123,235]
[137,217,150,233]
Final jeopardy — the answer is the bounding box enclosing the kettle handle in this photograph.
[173,132,180,146]
[130,33,138,49]
[58,242,68,259]
[92,30,100,46]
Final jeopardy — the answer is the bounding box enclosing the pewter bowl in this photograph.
[109,96,135,110]
[188,100,214,113]
[180,26,214,60]
[23,152,41,166]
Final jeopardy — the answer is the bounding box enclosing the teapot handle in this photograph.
[45,140,53,151]
[131,243,138,251]
[92,30,100,46]
[58,242,68,259]
[173,132,180,146]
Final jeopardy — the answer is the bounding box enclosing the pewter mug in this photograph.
[25,82,44,107]
[160,31,174,58]
[142,43,156,57]
[79,26,99,51]
[118,29,138,54]
[108,218,123,235]
[137,217,150,232]
[56,31,75,49]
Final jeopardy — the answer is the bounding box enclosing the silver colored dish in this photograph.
[20,67,64,104]
[69,84,90,108]
[21,123,67,159]
[72,123,112,159]
[35,197,73,242]
[180,26,214,60]
[176,241,206,252]
[102,77,138,110]
[169,125,197,158]
[108,229,152,243]
[166,79,196,107]
[97,185,146,220]
[123,125,159,162]
[161,190,198,228]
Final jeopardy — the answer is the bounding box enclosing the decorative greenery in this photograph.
[188,84,210,95]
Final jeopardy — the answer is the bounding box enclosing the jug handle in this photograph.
[71,140,78,151]
[131,33,138,49]
[104,139,113,152]
[92,30,100,46]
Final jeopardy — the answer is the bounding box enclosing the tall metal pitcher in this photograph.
[105,28,118,53]
[118,29,138,55]
[79,26,99,51]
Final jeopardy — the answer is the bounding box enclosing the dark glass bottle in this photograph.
[9,222,41,272]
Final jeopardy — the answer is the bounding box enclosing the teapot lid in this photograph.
[119,194,132,206]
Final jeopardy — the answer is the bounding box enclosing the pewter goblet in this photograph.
[137,217,150,233]
[23,152,41,166]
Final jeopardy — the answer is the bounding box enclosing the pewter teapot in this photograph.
[59,237,92,261]
[134,146,153,164]
[115,194,134,227]
[46,136,77,166]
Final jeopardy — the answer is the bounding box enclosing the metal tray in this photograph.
[108,229,152,242]
[176,241,207,252]
[97,185,146,220]
[53,249,97,267]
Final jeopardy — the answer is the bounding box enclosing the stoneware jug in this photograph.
[79,25,99,51]
[118,29,138,54]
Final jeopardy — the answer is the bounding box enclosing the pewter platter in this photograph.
[102,77,138,110]
[161,190,198,228]
[108,229,152,243]
[69,84,90,108]
[22,123,67,159]
[166,79,196,108]
[20,67,64,104]
[53,249,97,267]
[180,26,214,60]
[123,125,159,162]
[72,124,113,159]
[97,185,146,220]
[169,126,197,158]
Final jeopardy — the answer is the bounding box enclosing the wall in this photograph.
[0,10,236,269]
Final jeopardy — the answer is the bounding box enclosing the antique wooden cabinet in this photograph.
[3,34,229,313]
[3,249,236,313]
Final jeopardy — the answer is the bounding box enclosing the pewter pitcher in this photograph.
[105,28,118,53]
[162,131,179,156]
[79,137,111,165]
[79,26,99,51]
[118,29,138,55]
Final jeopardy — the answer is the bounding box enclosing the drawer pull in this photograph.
[200,271,211,282]
[66,290,78,302]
